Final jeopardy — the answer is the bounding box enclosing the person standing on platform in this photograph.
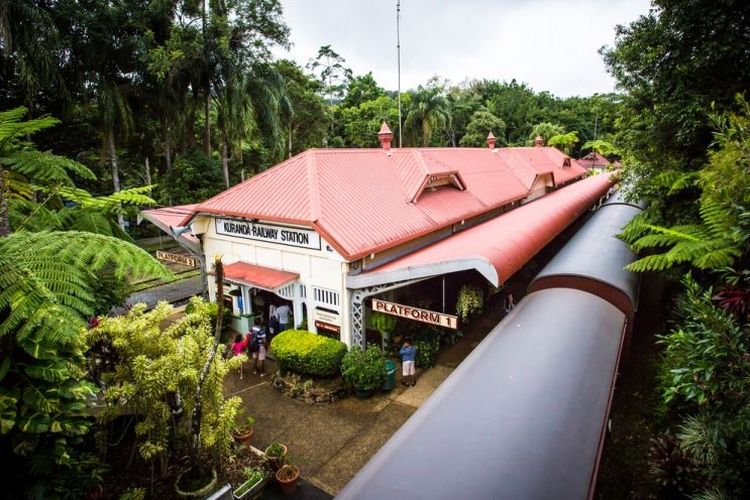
[231,333,249,380]
[250,322,268,376]
[504,292,516,314]
[399,338,418,387]
[275,302,291,333]
[268,303,279,338]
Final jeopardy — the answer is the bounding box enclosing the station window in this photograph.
[313,286,340,311]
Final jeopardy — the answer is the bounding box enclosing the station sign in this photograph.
[315,308,341,326]
[156,250,197,267]
[314,308,341,335]
[215,218,321,250]
[314,321,341,334]
[372,298,459,329]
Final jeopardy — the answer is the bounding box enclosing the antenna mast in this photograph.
[397,0,402,148]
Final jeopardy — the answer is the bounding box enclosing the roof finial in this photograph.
[486,131,496,149]
[534,135,544,147]
[378,122,393,151]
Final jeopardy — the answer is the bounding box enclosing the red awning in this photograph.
[347,173,614,289]
[222,262,299,291]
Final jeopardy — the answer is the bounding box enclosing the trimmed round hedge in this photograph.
[270,329,347,377]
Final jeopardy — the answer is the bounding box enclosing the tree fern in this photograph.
[626,205,744,272]
[0,230,168,456]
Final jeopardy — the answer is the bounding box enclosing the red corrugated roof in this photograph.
[222,261,299,290]
[348,173,614,288]
[184,148,535,260]
[498,147,587,187]
[577,152,610,169]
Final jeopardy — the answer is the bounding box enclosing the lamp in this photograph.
[171,225,192,237]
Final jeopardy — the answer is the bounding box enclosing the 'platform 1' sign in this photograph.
[372,298,459,329]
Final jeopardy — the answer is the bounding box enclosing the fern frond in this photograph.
[50,233,167,279]
[58,209,118,236]
[8,198,62,231]
[104,186,156,207]
[619,210,657,244]
[653,170,698,192]
[0,231,169,342]
[631,224,702,251]
[625,254,675,272]
[698,199,734,240]
[0,107,59,147]
[5,150,95,184]
[2,171,35,200]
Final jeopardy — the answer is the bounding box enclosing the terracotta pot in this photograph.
[232,426,254,447]
[174,468,218,498]
[275,465,299,496]
[264,443,287,471]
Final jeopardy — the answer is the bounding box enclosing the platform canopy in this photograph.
[346,173,614,289]
[138,204,201,254]
[220,261,299,291]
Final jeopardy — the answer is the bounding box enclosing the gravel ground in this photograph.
[124,275,204,310]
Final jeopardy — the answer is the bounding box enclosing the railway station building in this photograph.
[142,125,614,347]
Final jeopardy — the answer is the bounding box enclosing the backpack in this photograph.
[247,332,260,353]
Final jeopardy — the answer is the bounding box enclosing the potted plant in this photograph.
[371,311,398,349]
[231,415,256,447]
[174,468,218,498]
[275,464,300,496]
[233,466,268,500]
[341,346,386,399]
[456,284,484,321]
[264,443,288,471]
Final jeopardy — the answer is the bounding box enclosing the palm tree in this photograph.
[404,86,451,147]
[97,81,134,229]
[528,122,566,146]
[548,131,580,155]
[215,61,291,186]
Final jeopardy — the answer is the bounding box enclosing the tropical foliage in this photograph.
[656,276,750,494]
[0,231,167,496]
[605,3,750,496]
[623,98,750,273]
[86,298,243,467]
[340,346,386,390]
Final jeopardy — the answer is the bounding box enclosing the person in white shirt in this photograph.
[275,303,291,332]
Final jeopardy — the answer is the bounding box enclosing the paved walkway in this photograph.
[223,291,510,496]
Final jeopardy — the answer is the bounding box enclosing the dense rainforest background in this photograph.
[1,0,750,498]
[0,0,621,211]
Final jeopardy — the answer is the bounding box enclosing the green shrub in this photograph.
[415,338,439,368]
[270,329,347,377]
[341,346,386,389]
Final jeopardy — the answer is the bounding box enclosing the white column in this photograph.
[241,286,253,315]
[292,283,304,330]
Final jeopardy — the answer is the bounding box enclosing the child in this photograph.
[231,333,248,379]
[249,322,268,376]
[399,338,418,387]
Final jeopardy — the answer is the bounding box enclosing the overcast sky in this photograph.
[273,0,653,98]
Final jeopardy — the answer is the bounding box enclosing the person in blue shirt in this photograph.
[399,338,418,387]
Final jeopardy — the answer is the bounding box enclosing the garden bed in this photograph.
[102,420,269,498]
[271,371,349,404]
